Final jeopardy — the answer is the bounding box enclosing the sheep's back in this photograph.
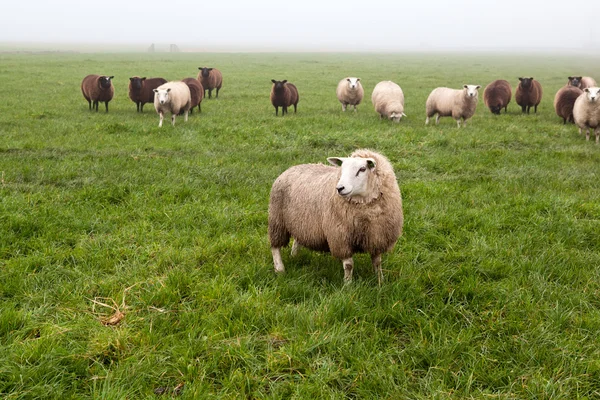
[581,77,597,90]
[483,80,511,107]
[426,87,458,115]
[182,78,204,107]
[554,86,583,121]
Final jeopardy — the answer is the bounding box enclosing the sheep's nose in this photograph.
[336,186,345,194]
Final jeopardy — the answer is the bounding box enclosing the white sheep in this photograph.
[371,81,406,122]
[573,87,600,143]
[425,85,480,127]
[153,82,192,127]
[336,77,364,112]
[268,149,404,284]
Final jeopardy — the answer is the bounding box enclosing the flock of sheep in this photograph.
[80,69,600,282]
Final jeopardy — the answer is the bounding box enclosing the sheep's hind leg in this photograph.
[291,240,301,256]
[342,257,354,283]
[342,103,347,112]
[271,247,285,273]
[371,254,383,286]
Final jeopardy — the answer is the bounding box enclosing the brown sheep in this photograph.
[197,67,223,98]
[81,74,114,112]
[515,77,543,114]
[554,86,584,124]
[181,78,204,114]
[128,77,167,112]
[483,80,512,114]
[270,79,299,116]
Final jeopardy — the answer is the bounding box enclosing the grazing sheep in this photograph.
[568,76,597,90]
[153,81,191,127]
[573,87,600,143]
[515,77,543,114]
[181,78,204,114]
[425,85,480,127]
[336,77,364,112]
[268,149,403,284]
[270,79,299,116]
[483,80,512,114]
[81,74,114,112]
[371,81,406,122]
[554,86,583,124]
[128,76,167,112]
[197,67,223,98]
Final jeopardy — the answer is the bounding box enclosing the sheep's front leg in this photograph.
[171,113,177,126]
[371,253,383,286]
[184,110,189,122]
[342,103,347,112]
[158,111,164,127]
[342,257,354,283]
[271,247,285,273]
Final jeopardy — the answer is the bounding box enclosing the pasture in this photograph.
[1,51,600,399]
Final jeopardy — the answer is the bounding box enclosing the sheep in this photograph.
[268,149,403,285]
[181,77,204,114]
[483,80,512,114]
[554,85,583,124]
[568,76,597,90]
[128,76,167,112]
[515,77,543,114]
[425,85,480,127]
[152,81,191,127]
[573,87,600,143]
[81,74,114,112]
[270,79,299,116]
[197,67,223,98]
[371,81,406,122]
[336,77,364,112]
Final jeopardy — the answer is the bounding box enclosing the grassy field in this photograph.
[1,50,600,399]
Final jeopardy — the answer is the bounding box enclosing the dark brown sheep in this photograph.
[181,78,204,114]
[483,80,512,114]
[515,77,543,114]
[128,77,167,112]
[554,86,584,124]
[197,67,223,98]
[270,79,299,116]
[81,74,114,112]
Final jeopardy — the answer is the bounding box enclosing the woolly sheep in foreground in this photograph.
[568,76,597,90]
[515,77,543,114]
[573,87,600,143]
[483,80,512,114]
[81,74,114,112]
[554,85,583,124]
[425,85,480,127]
[270,79,299,116]
[371,81,406,122]
[336,77,364,112]
[268,149,403,284]
[197,67,223,98]
[153,82,191,127]
[128,77,167,112]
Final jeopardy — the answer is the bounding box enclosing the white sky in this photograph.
[2,0,598,51]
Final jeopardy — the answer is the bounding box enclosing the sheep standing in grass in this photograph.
[483,80,512,114]
[197,67,223,98]
[81,74,114,112]
[336,77,364,112]
[128,76,167,112]
[268,149,403,284]
[568,76,597,90]
[153,82,191,127]
[425,85,480,127]
[515,77,543,114]
[371,81,406,122]
[554,86,583,124]
[270,79,299,116]
[573,87,600,142]
[182,78,204,114]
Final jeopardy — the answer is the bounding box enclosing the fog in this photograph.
[2,0,598,52]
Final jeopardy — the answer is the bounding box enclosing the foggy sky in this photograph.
[2,0,598,51]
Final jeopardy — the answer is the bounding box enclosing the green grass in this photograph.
[1,50,600,399]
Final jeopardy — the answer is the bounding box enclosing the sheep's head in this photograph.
[199,67,213,78]
[518,77,534,89]
[271,79,288,92]
[463,84,480,98]
[568,76,582,88]
[346,77,360,90]
[489,104,502,115]
[99,76,114,89]
[129,76,146,90]
[584,87,600,102]
[153,88,171,105]
[327,156,377,202]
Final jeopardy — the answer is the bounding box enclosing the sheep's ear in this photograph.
[207,68,213,71]
[271,79,276,84]
[577,76,582,80]
[529,77,534,80]
[141,77,146,80]
[347,78,351,82]
[568,76,574,80]
[475,85,481,89]
[166,88,171,93]
[129,77,134,81]
[198,67,202,70]
[518,77,523,81]
[584,88,590,93]
[153,89,158,93]
[109,76,114,79]
[402,112,407,117]
[463,85,468,89]
[366,158,376,170]
[356,78,360,81]
[327,157,344,167]
[282,80,287,84]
